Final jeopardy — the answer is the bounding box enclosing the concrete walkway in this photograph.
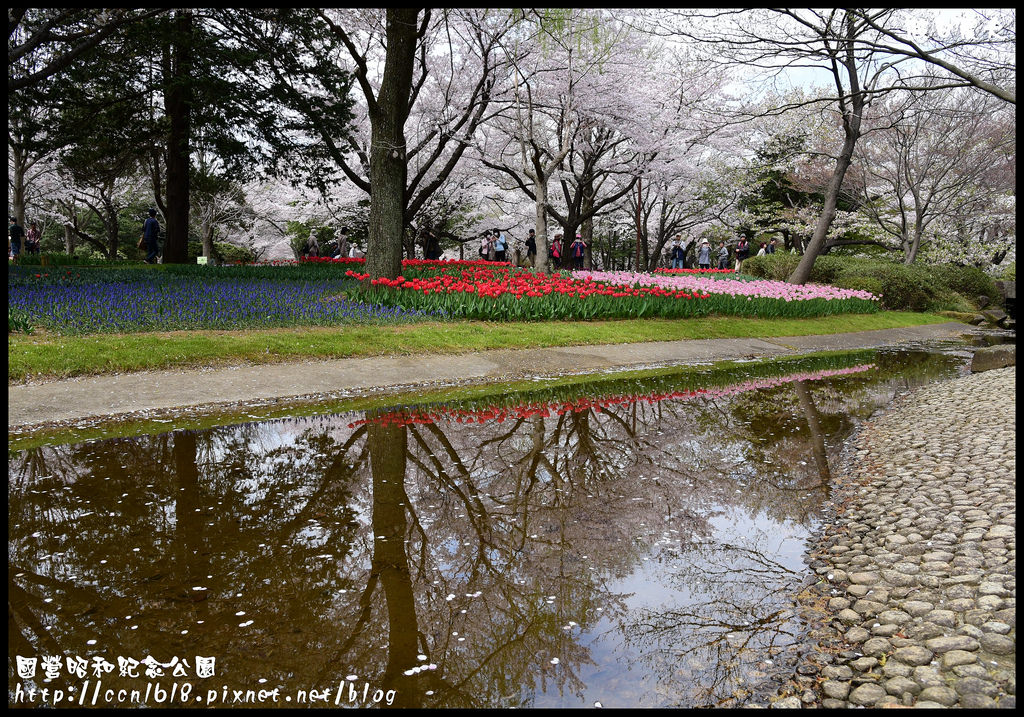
[8,322,969,429]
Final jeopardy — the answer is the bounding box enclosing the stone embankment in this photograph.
[790,366,1015,709]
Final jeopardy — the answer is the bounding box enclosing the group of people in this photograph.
[304,227,364,260]
[672,233,778,271]
[8,217,41,259]
[478,228,509,262]
[477,228,587,269]
[297,222,778,273]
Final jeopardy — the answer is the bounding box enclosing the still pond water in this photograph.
[9,345,972,708]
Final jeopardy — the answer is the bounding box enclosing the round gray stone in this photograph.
[882,660,914,678]
[828,597,851,611]
[844,626,870,643]
[884,676,920,697]
[925,635,980,653]
[917,686,958,706]
[902,600,934,617]
[959,693,997,709]
[924,609,957,627]
[980,621,1012,635]
[849,571,881,585]
[893,646,933,666]
[850,656,878,672]
[979,633,1014,655]
[821,680,850,700]
[877,609,912,625]
[862,637,891,656]
[837,608,861,624]
[848,682,887,706]
[822,664,854,680]
[941,649,978,668]
[954,676,999,698]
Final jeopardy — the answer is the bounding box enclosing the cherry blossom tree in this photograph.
[855,80,1016,265]
[479,9,702,272]
[658,8,1015,284]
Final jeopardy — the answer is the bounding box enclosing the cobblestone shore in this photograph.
[784,366,1016,709]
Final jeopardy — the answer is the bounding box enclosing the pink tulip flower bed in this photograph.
[575,270,878,304]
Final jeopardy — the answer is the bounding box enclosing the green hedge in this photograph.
[742,254,1000,312]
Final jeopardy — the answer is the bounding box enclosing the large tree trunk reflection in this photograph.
[367,421,423,708]
[792,381,831,485]
[173,431,212,621]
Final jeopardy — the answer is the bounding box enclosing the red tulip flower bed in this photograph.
[344,264,711,320]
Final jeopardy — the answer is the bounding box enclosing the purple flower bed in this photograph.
[8,277,443,334]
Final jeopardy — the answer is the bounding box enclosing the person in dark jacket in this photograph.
[670,235,686,269]
[142,209,161,264]
[525,229,537,264]
[734,235,750,272]
[9,216,25,258]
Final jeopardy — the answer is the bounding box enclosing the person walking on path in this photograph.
[716,241,729,270]
[10,216,26,259]
[735,235,750,272]
[304,229,320,259]
[493,228,507,262]
[570,233,587,270]
[697,239,712,270]
[548,233,563,271]
[670,235,686,269]
[141,209,161,264]
[524,229,537,266]
[335,227,350,259]
[423,229,442,260]
[25,221,41,255]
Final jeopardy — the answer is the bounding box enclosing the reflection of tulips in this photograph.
[348,364,876,429]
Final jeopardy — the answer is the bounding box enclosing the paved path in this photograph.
[780,366,1016,709]
[8,322,969,429]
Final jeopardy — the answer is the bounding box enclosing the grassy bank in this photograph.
[9,311,953,383]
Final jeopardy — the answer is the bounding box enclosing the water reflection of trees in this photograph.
[8,355,959,708]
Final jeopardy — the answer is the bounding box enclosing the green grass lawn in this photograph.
[8,311,955,383]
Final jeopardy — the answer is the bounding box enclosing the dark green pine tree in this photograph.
[29,8,356,262]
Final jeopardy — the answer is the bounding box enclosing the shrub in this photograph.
[741,253,800,281]
[927,265,1000,303]
[745,254,1004,312]
[806,255,845,284]
[212,241,255,264]
[866,265,939,312]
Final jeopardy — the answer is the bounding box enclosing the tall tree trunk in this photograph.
[904,209,924,264]
[367,421,423,708]
[788,12,864,286]
[366,9,420,280]
[163,10,194,264]
[532,180,549,271]
[581,177,594,270]
[10,145,27,225]
[788,130,858,284]
[201,224,214,261]
[63,223,75,254]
